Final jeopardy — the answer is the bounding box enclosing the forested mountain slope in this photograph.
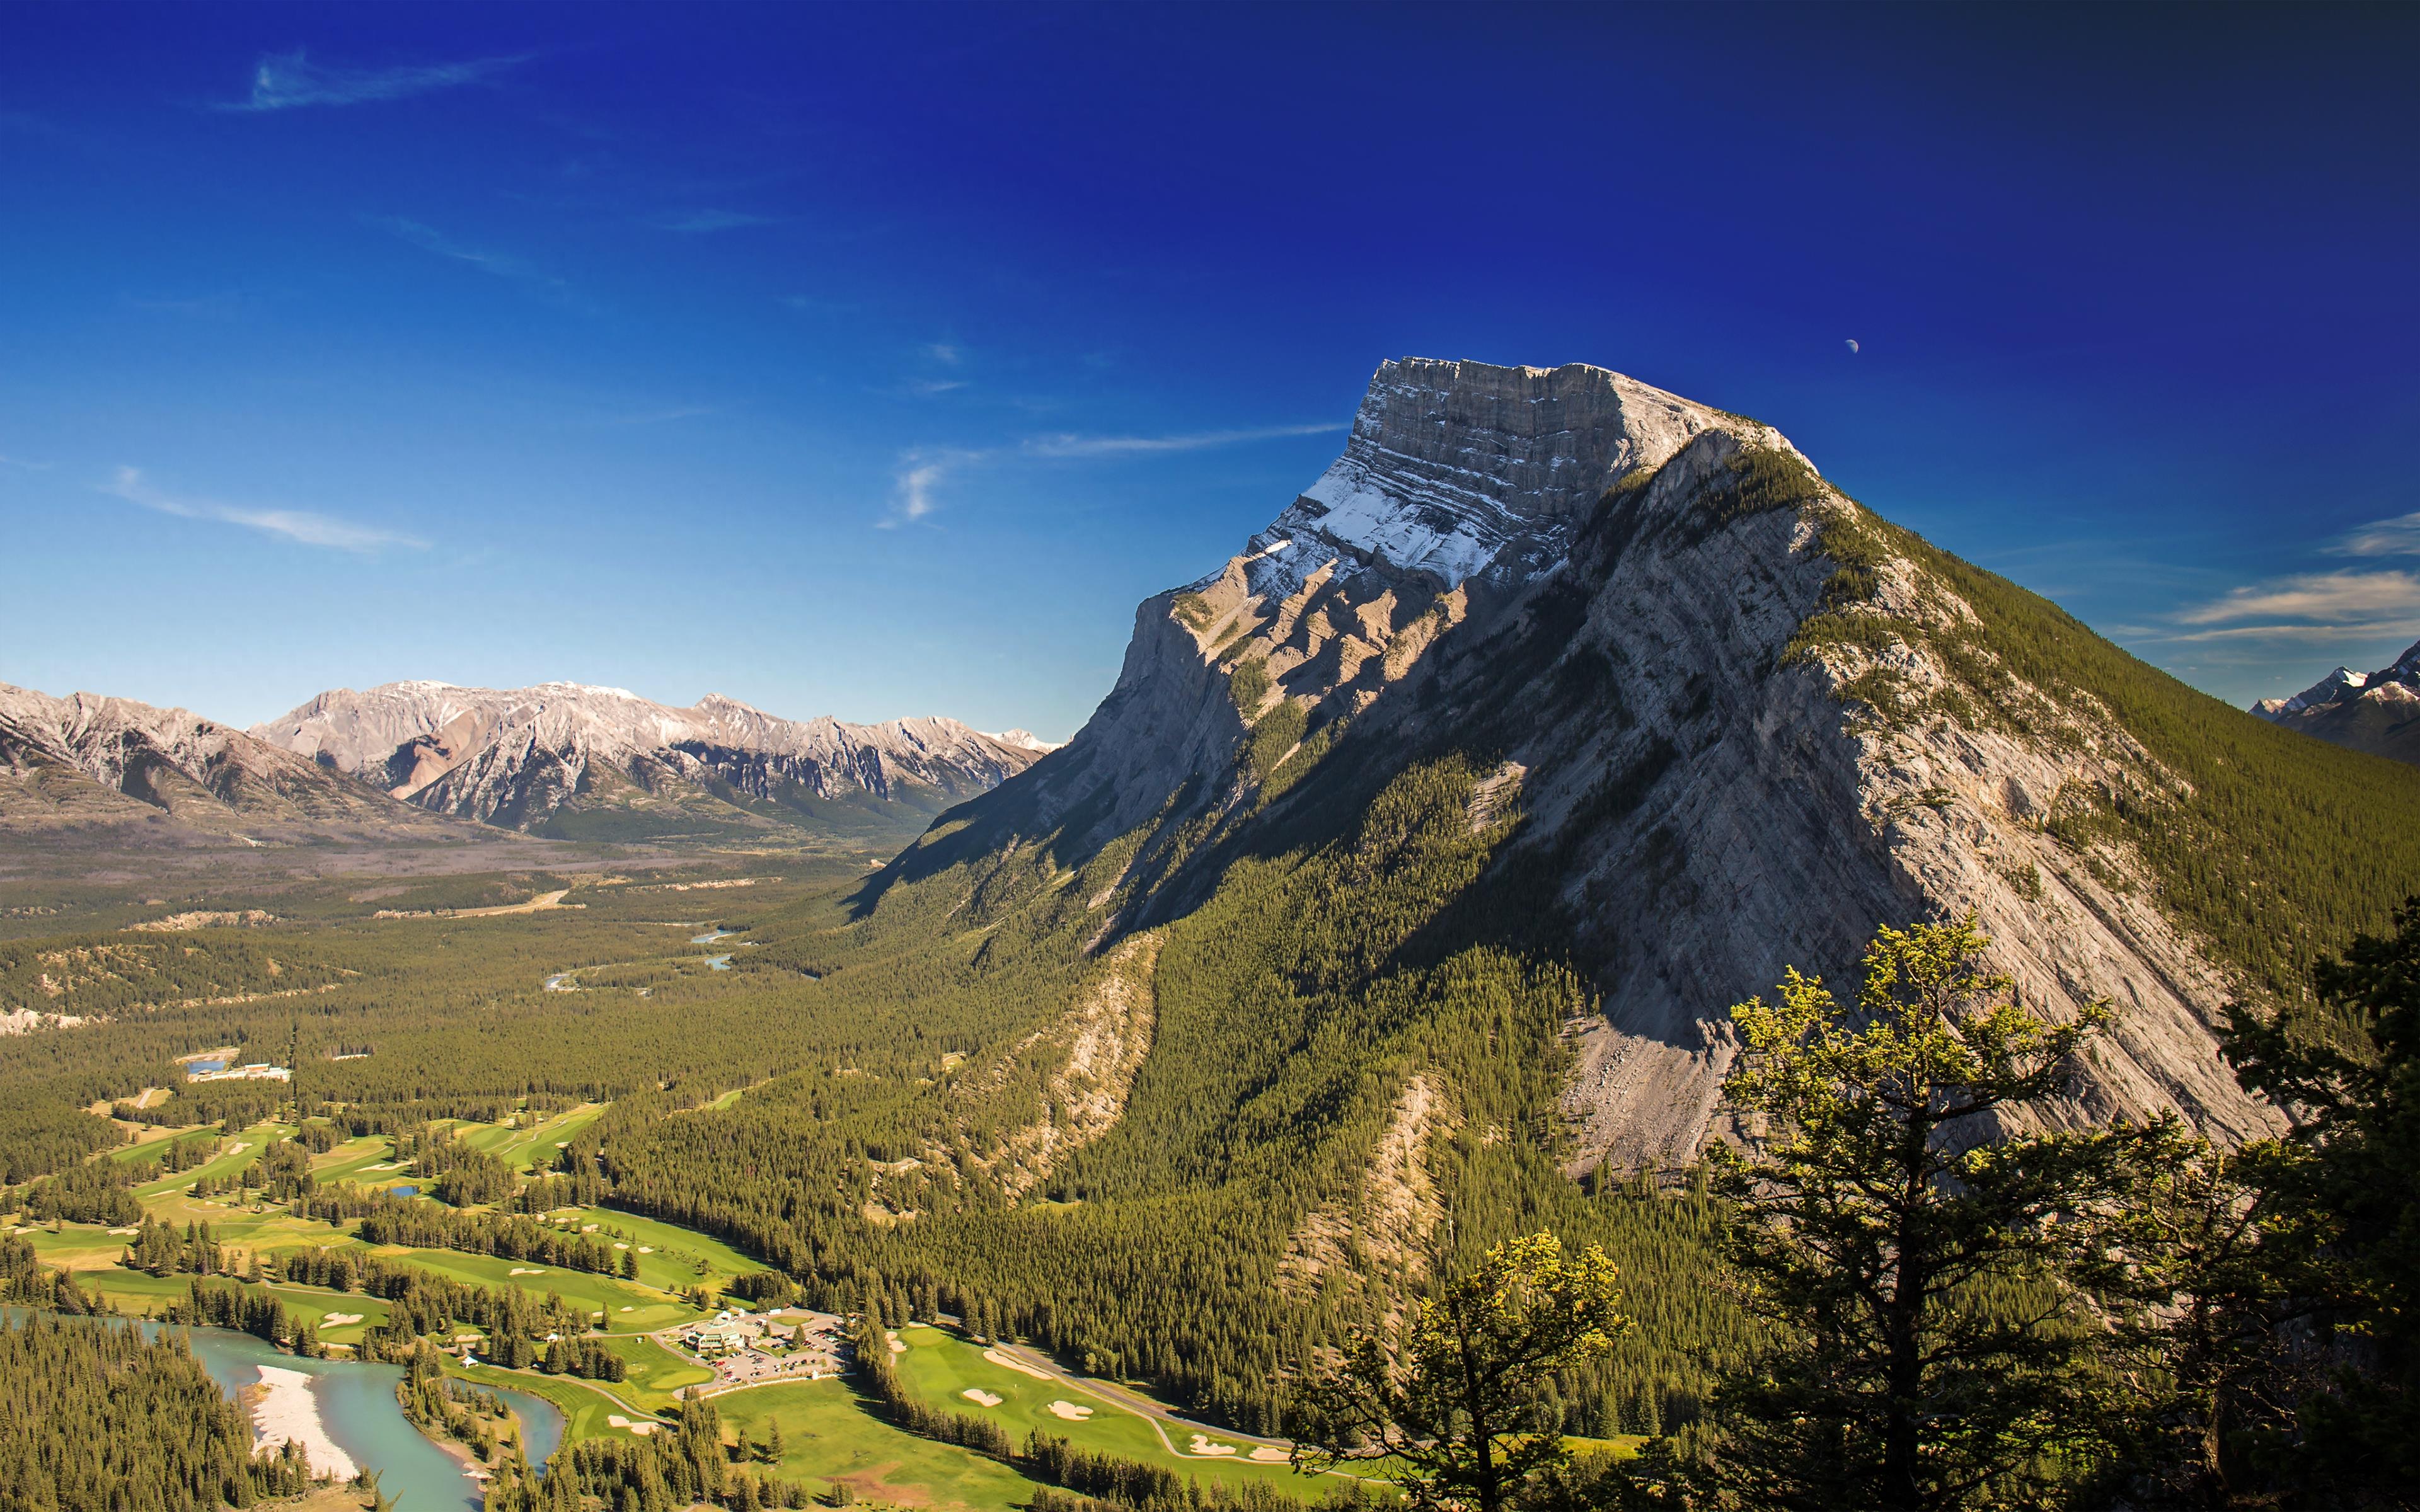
[582,358,2420,1435]
[877,357,2420,1161]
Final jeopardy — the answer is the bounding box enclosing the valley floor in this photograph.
[7,1094,1355,1508]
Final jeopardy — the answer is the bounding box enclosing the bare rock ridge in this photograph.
[253,681,1043,837]
[0,682,438,836]
[1242,356,1734,599]
[2253,641,2420,765]
[915,355,2290,1166]
[996,358,1760,849]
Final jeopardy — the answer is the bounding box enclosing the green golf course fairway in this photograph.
[375,1247,705,1332]
[889,1325,1328,1497]
[713,1378,1042,1512]
[63,1266,393,1345]
[596,1332,714,1411]
[549,1206,771,1293]
[131,1122,289,1198]
[458,1103,605,1174]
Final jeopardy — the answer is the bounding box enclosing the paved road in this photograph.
[459,1358,670,1424]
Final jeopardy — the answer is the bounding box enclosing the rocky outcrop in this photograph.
[1278,1071,1451,1300]
[962,932,1161,1198]
[253,681,1043,837]
[2254,643,2420,765]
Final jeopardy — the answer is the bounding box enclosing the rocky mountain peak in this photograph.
[1231,357,1744,602]
[906,353,2295,1166]
[2249,638,2420,765]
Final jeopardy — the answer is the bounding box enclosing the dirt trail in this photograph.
[450,888,578,917]
[373,889,583,920]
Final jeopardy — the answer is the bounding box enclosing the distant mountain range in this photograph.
[2252,642,2420,765]
[250,681,1047,844]
[0,682,443,840]
[0,678,1045,849]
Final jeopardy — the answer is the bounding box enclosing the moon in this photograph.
[1845,338,1860,353]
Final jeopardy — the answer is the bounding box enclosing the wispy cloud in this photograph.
[906,379,968,397]
[896,462,946,522]
[101,467,424,552]
[1023,421,1345,458]
[655,209,783,234]
[879,420,1345,526]
[925,343,965,367]
[0,452,52,470]
[882,450,982,529]
[368,216,584,307]
[222,49,526,112]
[2153,621,2420,644]
[2325,510,2420,558]
[2174,569,2420,627]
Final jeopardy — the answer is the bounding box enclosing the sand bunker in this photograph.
[620,1306,635,1313]
[637,1246,654,1253]
[614,1242,630,1249]
[251,1366,358,1480]
[1187,1435,1239,1457]
[608,1414,630,1428]
[1046,1400,1095,1421]
[961,1389,1005,1407]
[321,1313,363,1327]
[1249,1446,1290,1463]
[107,1227,138,1236]
[983,1348,1054,1381]
[508,1267,546,1275]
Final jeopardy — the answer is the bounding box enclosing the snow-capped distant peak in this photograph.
[986,729,1063,753]
[2261,666,2370,719]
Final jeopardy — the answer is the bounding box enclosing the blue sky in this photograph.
[3,3,2415,740]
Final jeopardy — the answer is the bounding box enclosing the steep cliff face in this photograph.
[893,355,2385,1167]
[0,682,435,835]
[967,359,1745,857]
[254,681,1040,840]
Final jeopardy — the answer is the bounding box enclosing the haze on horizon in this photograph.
[3,1,2416,741]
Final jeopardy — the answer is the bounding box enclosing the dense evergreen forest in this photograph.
[0,1311,323,1511]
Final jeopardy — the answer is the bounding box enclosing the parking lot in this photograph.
[655,1307,849,1395]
